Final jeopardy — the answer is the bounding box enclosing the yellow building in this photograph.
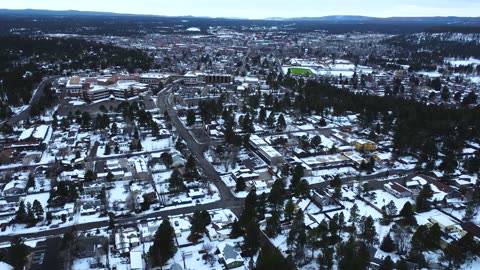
[354,139,376,152]
[427,213,466,249]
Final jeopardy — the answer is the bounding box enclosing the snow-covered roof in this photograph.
[18,125,50,141]
[217,242,243,264]
[18,127,34,141]
[130,251,143,270]
[0,261,13,270]
[249,134,267,147]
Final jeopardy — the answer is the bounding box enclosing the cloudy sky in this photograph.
[4,0,480,18]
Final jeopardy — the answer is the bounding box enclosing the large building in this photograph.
[65,77,85,98]
[139,73,171,86]
[63,74,151,102]
[183,72,233,85]
[82,81,148,101]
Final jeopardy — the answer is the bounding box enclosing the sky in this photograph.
[4,0,480,19]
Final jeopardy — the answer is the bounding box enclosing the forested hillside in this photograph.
[0,35,153,119]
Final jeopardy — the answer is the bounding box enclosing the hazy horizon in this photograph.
[3,0,480,19]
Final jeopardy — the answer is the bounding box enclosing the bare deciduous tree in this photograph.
[202,242,216,266]
[393,224,412,255]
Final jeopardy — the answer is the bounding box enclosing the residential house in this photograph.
[206,223,230,242]
[384,182,412,198]
[414,175,458,200]
[114,228,140,255]
[217,243,244,269]
[187,188,205,200]
[3,180,27,196]
[231,168,259,182]
[354,139,376,152]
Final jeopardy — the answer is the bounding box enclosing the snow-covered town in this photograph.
[0,8,480,270]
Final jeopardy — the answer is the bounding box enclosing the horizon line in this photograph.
[2,8,480,20]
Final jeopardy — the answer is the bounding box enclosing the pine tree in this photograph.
[399,201,416,225]
[380,233,395,252]
[287,210,307,262]
[133,128,139,139]
[168,169,184,194]
[266,111,275,129]
[338,212,346,230]
[149,218,177,267]
[240,189,257,227]
[464,203,476,220]
[331,175,342,199]
[10,236,28,270]
[384,200,398,216]
[277,113,287,130]
[235,176,246,193]
[186,109,195,126]
[230,219,243,239]
[379,255,394,270]
[416,184,433,212]
[111,122,118,135]
[257,193,267,220]
[106,171,115,182]
[361,215,377,245]
[258,107,266,124]
[129,141,136,152]
[26,202,35,225]
[338,236,370,270]
[310,135,322,151]
[185,154,198,180]
[104,143,111,155]
[293,179,308,198]
[243,220,260,257]
[318,247,334,270]
[265,210,281,238]
[189,210,211,240]
[32,200,44,222]
[349,203,360,225]
[426,223,441,250]
[15,201,27,223]
[85,169,95,182]
[290,164,304,192]
[410,225,429,257]
[284,198,295,221]
[256,244,295,270]
[268,179,286,209]
[160,152,173,167]
[395,259,409,270]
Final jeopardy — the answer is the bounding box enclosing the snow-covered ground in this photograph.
[445,57,480,66]
[370,190,414,213]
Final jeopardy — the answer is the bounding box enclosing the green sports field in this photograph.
[288,67,314,75]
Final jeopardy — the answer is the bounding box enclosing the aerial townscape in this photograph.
[0,5,480,270]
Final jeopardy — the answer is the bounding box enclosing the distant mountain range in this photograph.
[270,15,480,25]
[0,9,135,17]
[1,9,479,23]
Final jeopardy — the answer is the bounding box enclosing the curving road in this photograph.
[7,76,60,125]
[0,81,418,243]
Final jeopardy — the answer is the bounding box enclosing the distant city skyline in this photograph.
[3,0,480,19]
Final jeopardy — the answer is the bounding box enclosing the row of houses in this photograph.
[384,174,458,200]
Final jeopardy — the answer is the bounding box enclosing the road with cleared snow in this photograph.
[0,82,419,243]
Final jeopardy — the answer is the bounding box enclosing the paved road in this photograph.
[0,81,419,243]
[0,147,188,173]
[157,86,242,209]
[7,76,60,125]
[0,199,243,242]
[310,169,417,190]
